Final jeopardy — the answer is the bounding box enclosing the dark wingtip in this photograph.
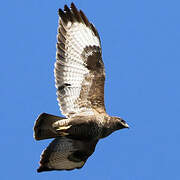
[70,2,82,23]
[64,4,74,22]
[71,2,75,7]
[58,8,68,24]
[58,8,64,17]
[71,2,76,10]
[64,4,70,13]
[64,4,69,11]
[37,166,55,173]
[79,10,90,27]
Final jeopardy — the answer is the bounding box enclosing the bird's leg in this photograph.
[52,119,72,136]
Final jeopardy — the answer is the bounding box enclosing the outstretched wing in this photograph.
[55,3,106,118]
[37,137,98,172]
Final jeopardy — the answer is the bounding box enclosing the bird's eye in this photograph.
[121,119,125,123]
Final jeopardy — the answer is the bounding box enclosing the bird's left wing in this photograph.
[37,137,98,172]
[55,3,106,118]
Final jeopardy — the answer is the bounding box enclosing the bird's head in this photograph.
[113,117,129,130]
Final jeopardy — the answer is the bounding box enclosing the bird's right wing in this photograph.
[55,3,106,118]
[37,137,98,172]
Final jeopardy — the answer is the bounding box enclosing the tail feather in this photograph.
[34,113,67,140]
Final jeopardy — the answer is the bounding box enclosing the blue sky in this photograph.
[1,0,180,179]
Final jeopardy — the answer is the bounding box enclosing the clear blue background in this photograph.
[1,0,180,179]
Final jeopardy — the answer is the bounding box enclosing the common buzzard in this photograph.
[34,3,129,172]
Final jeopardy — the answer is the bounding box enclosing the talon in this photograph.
[56,125,72,131]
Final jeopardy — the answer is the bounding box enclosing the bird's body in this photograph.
[53,114,123,139]
[34,3,129,172]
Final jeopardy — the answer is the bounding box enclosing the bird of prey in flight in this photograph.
[34,3,129,172]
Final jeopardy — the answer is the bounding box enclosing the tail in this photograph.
[34,113,67,140]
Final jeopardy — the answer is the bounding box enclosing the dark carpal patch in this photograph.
[81,45,103,71]
[68,151,88,162]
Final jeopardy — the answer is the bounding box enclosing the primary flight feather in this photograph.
[34,3,129,172]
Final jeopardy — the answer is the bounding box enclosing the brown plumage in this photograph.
[34,3,129,172]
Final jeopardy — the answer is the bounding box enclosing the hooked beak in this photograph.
[123,122,129,128]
